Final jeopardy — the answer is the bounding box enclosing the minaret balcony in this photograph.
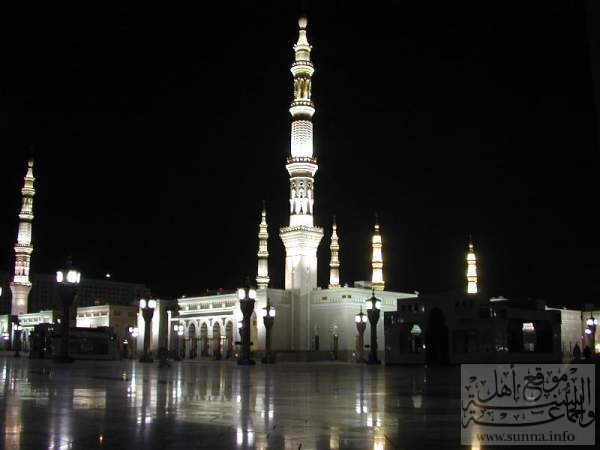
[286,158,318,176]
[14,244,33,254]
[291,60,313,68]
[286,156,316,164]
[289,101,315,118]
[291,61,314,77]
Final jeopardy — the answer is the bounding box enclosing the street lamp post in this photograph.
[365,291,382,365]
[55,260,81,363]
[174,323,184,361]
[139,299,157,363]
[237,281,256,366]
[262,299,276,364]
[355,307,367,362]
[585,313,598,356]
[128,326,138,359]
[13,323,23,357]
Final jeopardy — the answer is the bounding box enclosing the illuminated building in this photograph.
[76,304,139,352]
[371,216,385,291]
[10,158,35,316]
[256,204,270,289]
[466,238,478,295]
[279,16,324,296]
[328,217,340,288]
[163,17,417,360]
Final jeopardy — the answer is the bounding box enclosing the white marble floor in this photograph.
[0,356,468,449]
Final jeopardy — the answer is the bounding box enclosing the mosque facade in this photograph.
[154,16,418,361]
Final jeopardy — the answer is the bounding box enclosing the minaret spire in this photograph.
[10,157,36,315]
[466,235,478,295]
[371,213,385,291]
[329,216,340,288]
[287,14,317,222]
[256,201,270,289]
[280,15,324,294]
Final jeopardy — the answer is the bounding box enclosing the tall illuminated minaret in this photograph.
[280,16,323,293]
[371,214,385,291]
[329,217,340,288]
[10,158,35,315]
[466,237,478,295]
[256,202,270,289]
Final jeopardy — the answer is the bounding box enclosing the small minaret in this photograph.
[10,157,35,315]
[371,214,385,291]
[256,202,270,289]
[466,236,478,295]
[329,216,340,288]
[280,15,324,293]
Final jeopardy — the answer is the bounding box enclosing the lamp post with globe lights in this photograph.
[128,326,139,359]
[174,323,184,360]
[365,291,382,365]
[237,281,256,366]
[55,260,81,363]
[139,299,157,363]
[13,323,23,357]
[262,299,276,364]
[355,307,367,362]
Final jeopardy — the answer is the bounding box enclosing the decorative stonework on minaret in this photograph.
[10,158,35,315]
[466,237,478,295]
[371,214,385,291]
[280,16,324,293]
[256,202,270,289]
[329,217,340,288]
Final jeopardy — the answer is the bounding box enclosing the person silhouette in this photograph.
[583,345,592,360]
[572,343,581,361]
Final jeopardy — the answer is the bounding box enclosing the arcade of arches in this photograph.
[171,318,255,360]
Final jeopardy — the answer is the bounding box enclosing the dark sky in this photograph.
[1,1,599,306]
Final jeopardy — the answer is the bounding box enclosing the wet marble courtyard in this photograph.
[0,356,468,449]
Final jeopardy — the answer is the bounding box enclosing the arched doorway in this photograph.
[188,323,197,359]
[225,321,234,359]
[426,308,449,364]
[200,322,209,357]
[212,322,222,360]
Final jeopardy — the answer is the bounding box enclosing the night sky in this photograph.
[2,2,600,306]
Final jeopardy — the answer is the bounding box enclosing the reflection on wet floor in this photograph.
[0,357,464,449]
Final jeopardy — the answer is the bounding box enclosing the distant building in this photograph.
[384,241,599,363]
[76,304,139,356]
[27,274,150,312]
[384,292,564,364]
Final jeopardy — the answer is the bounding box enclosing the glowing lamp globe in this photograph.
[56,268,81,285]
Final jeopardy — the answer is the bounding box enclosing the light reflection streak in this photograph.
[1,358,407,449]
[3,364,22,450]
[73,388,106,410]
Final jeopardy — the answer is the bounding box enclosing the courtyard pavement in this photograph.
[0,356,468,449]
